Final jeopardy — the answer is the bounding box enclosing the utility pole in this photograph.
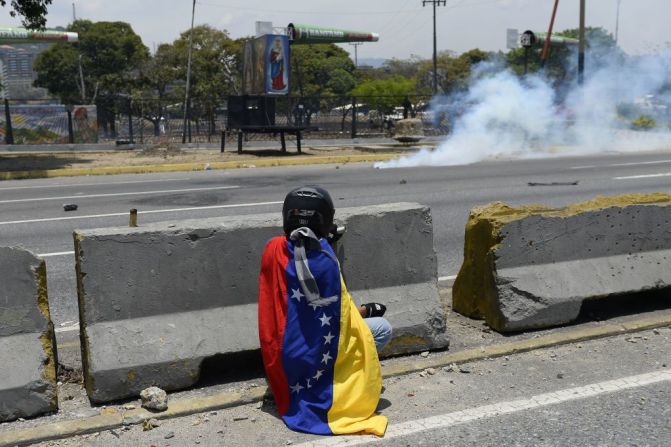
[182,0,196,144]
[73,3,86,101]
[349,42,362,68]
[422,0,446,95]
[578,0,585,84]
[78,54,85,101]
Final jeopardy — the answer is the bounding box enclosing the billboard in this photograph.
[242,34,289,95]
[288,23,379,44]
[0,27,78,43]
[521,30,579,47]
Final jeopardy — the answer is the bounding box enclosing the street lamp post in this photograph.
[422,0,446,95]
[182,0,196,144]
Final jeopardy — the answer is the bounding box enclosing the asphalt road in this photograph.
[2,149,671,329]
[30,326,671,446]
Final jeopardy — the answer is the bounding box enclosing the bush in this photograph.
[631,115,656,130]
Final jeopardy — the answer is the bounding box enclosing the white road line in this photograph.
[438,275,457,282]
[0,177,191,191]
[297,370,671,447]
[613,172,671,180]
[0,185,238,204]
[0,200,283,225]
[571,159,671,169]
[38,251,74,257]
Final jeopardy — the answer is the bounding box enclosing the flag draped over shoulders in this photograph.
[258,235,387,436]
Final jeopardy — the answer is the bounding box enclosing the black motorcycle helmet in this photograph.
[282,186,335,238]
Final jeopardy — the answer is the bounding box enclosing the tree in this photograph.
[505,27,623,98]
[290,44,355,96]
[170,25,243,138]
[32,43,80,103]
[135,43,181,136]
[34,20,149,104]
[415,49,490,95]
[556,26,624,68]
[351,76,415,114]
[379,56,424,79]
[1,0,51,29]
[34,20,149,136]
[505,40,573,84]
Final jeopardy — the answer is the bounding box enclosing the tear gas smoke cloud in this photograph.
[376,49,671,169]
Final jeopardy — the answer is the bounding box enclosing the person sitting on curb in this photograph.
[258,185,391,436]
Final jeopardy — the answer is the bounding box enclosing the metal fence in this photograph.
[0,94,450,146]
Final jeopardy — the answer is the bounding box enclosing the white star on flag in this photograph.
[291,288,304,302]
[323,332,334,345]
[290,382,304,394]
[313,370,324,380]
[321,351,333,365]
[319,313,332,327]
[309,302,320,311]
[306,378,312,389]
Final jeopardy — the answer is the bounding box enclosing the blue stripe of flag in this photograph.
[281,239,342,435]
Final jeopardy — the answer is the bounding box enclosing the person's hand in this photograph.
[326,224,345,244]
[362,302,387,318]
[359,305,367,318]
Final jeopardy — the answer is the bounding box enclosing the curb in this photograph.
[0,153,401,181]
[1,312,669,447]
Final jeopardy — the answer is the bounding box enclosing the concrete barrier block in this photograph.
[453,193,671,332]
[75,202,447,403]
[0,247,58,422]
[335,203,448,355]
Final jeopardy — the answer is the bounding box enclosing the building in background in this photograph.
[0,43,52,101]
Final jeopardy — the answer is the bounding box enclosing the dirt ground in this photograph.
[0,145,374,172]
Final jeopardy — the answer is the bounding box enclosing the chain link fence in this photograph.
[0,94,450,146]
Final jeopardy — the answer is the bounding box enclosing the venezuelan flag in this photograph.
[258,235,388,436]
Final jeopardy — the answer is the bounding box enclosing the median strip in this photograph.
[0,153,401,181]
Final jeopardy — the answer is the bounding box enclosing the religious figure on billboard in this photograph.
[269,36,286,90]
[265,35,288,94]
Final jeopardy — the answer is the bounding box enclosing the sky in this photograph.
[0,0,668,61]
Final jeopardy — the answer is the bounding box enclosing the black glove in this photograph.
[363,302,387,318]
[326,224,345,244]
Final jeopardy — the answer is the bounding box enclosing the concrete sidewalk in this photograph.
[1,287,670,447]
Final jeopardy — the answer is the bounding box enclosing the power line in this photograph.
[197,1,419,16]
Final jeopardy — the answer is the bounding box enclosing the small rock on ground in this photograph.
[140,386,168,411]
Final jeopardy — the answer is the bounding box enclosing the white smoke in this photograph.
[376,48,671,169]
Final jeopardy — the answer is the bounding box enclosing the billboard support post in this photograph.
[67,106,74,144]
[4,99,13,145]
[351,96,357,139]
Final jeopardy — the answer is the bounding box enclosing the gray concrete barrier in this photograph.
[453,193,671,332]
[0,247,58,422]
[74,202,448,403]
